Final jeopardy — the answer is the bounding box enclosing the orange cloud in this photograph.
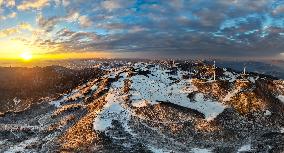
[0,23,33,38]
[17,0,49,10]
[0,12,17,20]
[0,28,19,38]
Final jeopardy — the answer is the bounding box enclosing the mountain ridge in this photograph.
[0,61,284,152]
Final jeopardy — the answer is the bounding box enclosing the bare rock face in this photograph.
[0,61,284,153]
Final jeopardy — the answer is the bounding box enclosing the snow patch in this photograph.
[13,98,21,105]
[93,74,132,133]
[223,71,237,82]
[237,144,251,152]
[191,148,212,153]
[68,90,84,101]
[0,139,7,145]
[248,77,256,83]
[180,85,198,94]
[223,89,240,101]
[264,110,271,116]
[132,100,148,108]
[192,93,226,121]
[4,137,38,153]
[280,128,284,133]
[91,84,98,91]
[50,89,84,107]
[93,100,127,131]
[148,146,172,153]
[130,68,225,121]
[50,96,65,107]
[49,78,99,108]
[277,95,284,104]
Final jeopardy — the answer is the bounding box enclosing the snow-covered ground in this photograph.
[277,95,284,104]
[4,137,38,153]
[148,146,171,153]
[223,89,240,102]
[130,65,226,120]
[280,128,284,133]
[264,110,272,116]
[93,72,132,133]
[1,61,284,152]
[248,76,258,83]
[131,99,148,107]
[92,65,228,151]
[191,148,212,153]
[50,89,85,107]
[93,97,130,131]
[237,144,251,152]
[223,69,238,82]
[50,79,99,107]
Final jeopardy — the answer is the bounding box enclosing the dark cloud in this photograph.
[24,0,284,58]
[37,15,61,32]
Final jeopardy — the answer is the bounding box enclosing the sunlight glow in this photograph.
[0,39,114,61]
[20,52,33,61]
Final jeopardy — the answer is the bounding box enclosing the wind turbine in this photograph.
[241,65,249,82]
[213,60,216,81]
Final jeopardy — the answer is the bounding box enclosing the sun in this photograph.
[20,52,33,61]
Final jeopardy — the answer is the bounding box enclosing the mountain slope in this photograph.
[0,61,284,153]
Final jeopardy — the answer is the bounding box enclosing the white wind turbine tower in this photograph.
[241,65,249,82]
[213,60,216,81]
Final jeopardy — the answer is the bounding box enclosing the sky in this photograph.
[1,0,284,60]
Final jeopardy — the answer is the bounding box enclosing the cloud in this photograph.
[0,0,15,7]
[62,0,69,7]
[36,11,93,32]
[65,11,93,27]
[8,12,16,18]
[55,29,100,48]
[19,22,33,31]
[17,0,49,10]
[54,0,69,7]
[273,4,284,15]
[0,22,32,38]
[20,29,101,54]
[101,0,122,12]
[218,0,272,12]
[5,0,15,7]
[0,27,19,38]
[36,14,61,32]
[65,11,80,22]
[128,26,148,33]
[78,15,92,27]
[25,0,283,58]
[1,0,284,58]
[0,11,16,20]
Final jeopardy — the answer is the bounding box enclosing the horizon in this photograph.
[1,56,284,67]
[1,58,284,79]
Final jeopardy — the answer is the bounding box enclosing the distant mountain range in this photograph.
[205,60,284,79]
[1,59,284,79]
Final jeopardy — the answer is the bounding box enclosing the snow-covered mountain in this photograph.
[1,61,284,153]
